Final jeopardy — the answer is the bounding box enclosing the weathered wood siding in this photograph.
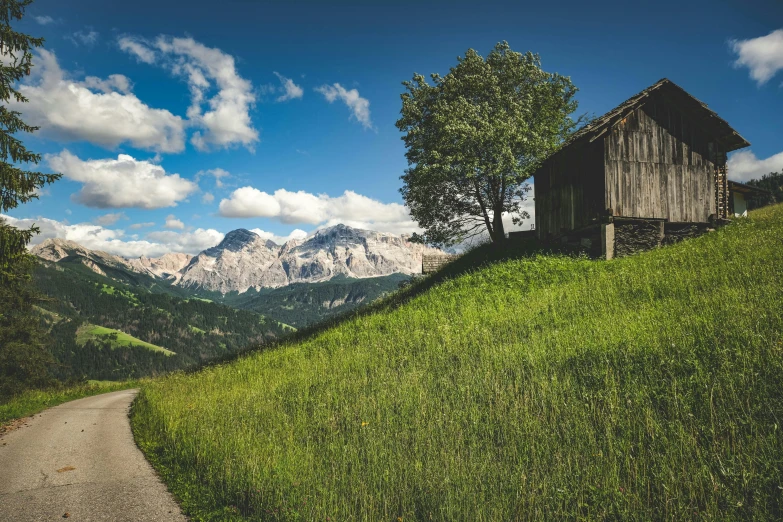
[534,140,605,238]
[604,96,719,223]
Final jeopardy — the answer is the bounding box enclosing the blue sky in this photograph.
[4,0,782,257]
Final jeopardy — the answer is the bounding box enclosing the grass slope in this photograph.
[133,205,783,521]
[76,324,176,356]
[1,380,143,426]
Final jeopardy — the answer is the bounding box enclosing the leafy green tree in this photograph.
[0,0,61,399]
[747,171,781,210]
[396,41,583,247]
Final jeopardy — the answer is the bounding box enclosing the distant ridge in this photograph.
[31,224,443,294]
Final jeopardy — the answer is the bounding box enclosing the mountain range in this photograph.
[31,224,443,295]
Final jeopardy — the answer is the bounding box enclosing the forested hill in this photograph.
[32,259,290,381]
[216,273,411,328]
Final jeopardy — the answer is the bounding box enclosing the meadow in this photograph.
[76,324,176,355]
[1,380,144,426]
[132,205,783,521]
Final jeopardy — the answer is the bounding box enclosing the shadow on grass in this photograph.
[191,237,581,373]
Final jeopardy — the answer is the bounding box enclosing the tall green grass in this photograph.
[133,205,783,521]
[1,380,143,425]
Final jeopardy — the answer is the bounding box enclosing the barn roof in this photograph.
[728,180,771,196]
[558,78,750,154]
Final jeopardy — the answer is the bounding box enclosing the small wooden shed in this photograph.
[728,181,771,217]
[533,78,750,258]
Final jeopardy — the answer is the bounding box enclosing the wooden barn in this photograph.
[533,78,750,258]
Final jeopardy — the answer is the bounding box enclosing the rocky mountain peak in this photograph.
[212,228,261,253]
[32,224,445,295]
[32,238,100,262]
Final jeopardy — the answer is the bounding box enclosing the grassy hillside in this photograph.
[1,380,143,427]
[75,324,176,356]
[133,205,783,521]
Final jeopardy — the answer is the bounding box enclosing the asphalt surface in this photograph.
[0,389,187,521]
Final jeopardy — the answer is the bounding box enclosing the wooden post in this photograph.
[601,223,615,260]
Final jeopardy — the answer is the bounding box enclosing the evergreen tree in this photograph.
[0,0,61,399]
[747,171,782,210]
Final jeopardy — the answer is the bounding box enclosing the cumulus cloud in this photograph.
[730,29,783,85]
[129,221,155,230]
[118,35,259,151]
[1,214,223,257]
[727,149,783,182]
[93,212,127,226]
[250,227,308,245]
[145,228,225,254]
[219,187,416,233]
[68,30,99,47]
[273,72,303,102]
[80,74,132,94]
[315,83,372,129]
[164,214,185,229]
[196,167,230,188]
[117,36,157,64]
[218,186,281,219]
[15,49,185,153]
[47,150,198,209]
[34,15,55,25]
[202,192,215,204]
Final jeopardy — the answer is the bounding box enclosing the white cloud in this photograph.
[730,29,783,85]
[164,214,185,229]
[117,36,157,64]
[34,15,55,25]
[68,30,99,47]
[129,221,155,230]
[219,187,415,233]
[118,35,259,151]
[80,74,132,94]
[47,150,198,209]
[93,212,127,226]
[316,218,420,236]
[145,228,225,254]
[2,214,223,257]
[250,227,308,245]
[727,149,783,182]
[315,83,372,129]
[257,83,278,96]
[196,167,230,188]
[15,49,185,153]
[273,72,303,102]
[218,186,281,218]
[202,192,215,204]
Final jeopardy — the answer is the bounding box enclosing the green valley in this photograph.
[32,260,290,381]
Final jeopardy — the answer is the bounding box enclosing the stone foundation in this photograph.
[553,218,718,259]
[422,254,458,274]
[661,222,711,246]
[614,219,665,257]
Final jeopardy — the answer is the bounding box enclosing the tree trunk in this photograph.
[491,206,505,243]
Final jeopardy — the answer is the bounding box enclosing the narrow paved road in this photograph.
[0,389,186,521]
